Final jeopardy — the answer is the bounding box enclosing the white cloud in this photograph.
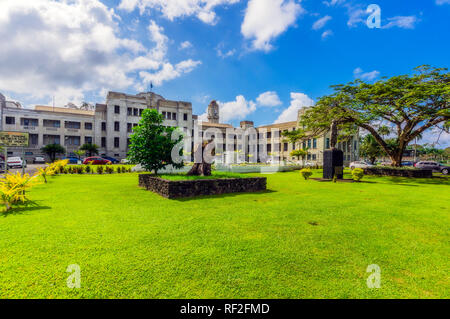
[0,1,201,106]
[436,0,450,5]
[256,91,282,107]
[241,0,305,51]
[353,67,380,81]
[321,29,333,39]
[275,92,314,123]
[179,41,193,50]
[140,59,201,86]
[312,15,332,30]
[217,49,236,58]
[420,127,450,148]
[118,0,240,25]
[382,16,418,29]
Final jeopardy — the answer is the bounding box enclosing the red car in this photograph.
[82,156,112,165]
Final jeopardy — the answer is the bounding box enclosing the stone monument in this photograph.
[323,120,344,180]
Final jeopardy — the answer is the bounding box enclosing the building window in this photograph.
[183,113,188,121]
[354,140,357,151]
[326,138,330,149]
[84,122,93,130]
[127,107,132,116]
[307,139,312,148]
[43,119,60,128]
[5,117,15,125]
[162,111,166,119]
[65,121,81,129]
[85,136,93,144]
[114,137,120,148]
[302,141,306,149]
[267,144,272,152]
[114,121,120,132]
[101,122,106,131]
[284,143,288,152]
[21,118,39,127]
[313,138,317,149]
[127,123,133,133]
[114,105,120,114]
[65,136,80,146]
[172,113,177,120]
[30,134,38,145]
[312,154,317,160]
[167,112,172,120]
[292,143,296,150]
[43,135,60,145]
[267,132,272,139]
[139,109,143,116]
[133,108,138,116]
[127,138,131,147]
[307,154,312,160]
[101,137,106,148]
[133,123,138,128]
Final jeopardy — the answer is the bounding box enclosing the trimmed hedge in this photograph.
[363,168,432,178]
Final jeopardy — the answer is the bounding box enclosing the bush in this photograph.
[300,168,313,180]
[351,168,365,182]
[85,165,91,174]
[77,166,85,174]
[97,166,104,174]
[0,172,40,211]
[105,166,114,174]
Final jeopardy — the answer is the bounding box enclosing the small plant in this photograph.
[0,172,40,211]
[351,168,365,182]
[77,166,85,174]
[300,168,313,180]
[333,174,337,183]
[105,166,114,174]
[97,166,104,174]
[36,165,54,183]
[85,165,91,174]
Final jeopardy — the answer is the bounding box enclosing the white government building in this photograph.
[0,91,359,165]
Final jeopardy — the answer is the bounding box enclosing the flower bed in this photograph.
[139,174,267,199]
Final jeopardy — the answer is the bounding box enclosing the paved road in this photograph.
[1,164,46,177]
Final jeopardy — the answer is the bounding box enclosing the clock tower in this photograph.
[207,100,219,123]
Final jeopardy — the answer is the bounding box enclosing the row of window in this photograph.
[5,117,93,130]
[115,105,189,122]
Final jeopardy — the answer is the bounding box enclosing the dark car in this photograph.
[414,161,449,175]
[83,157,111,165]
[63,156,80,164]
[102,156,120,164]
[401,161,415,167]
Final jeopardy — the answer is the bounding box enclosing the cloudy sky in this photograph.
[0,0,449,146]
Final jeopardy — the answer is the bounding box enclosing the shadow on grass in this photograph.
[173,189,277,202]
[382,176,450,186]
[1,201,51,217]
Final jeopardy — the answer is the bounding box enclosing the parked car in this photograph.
[63,156,80,164]
[401,161,415,167]
[120,158,130,164]
[33,156,46,164]
[83,157,111,165]
[349,161,374,170]
[102,156,120,164]
[378,161,393,166]
[7,157,27,168]
[414,161,449,175]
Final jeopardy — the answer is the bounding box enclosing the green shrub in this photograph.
[105,166,114,174]
[351,168,365,182]
[85,165,91,174]
[77,166,85,174]
[300,168,313,180]
[97,166,104,174]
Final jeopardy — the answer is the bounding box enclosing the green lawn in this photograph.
[0,171,449,298]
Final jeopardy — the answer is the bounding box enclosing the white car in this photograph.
[7,157,27,168]
[349,161,374,170]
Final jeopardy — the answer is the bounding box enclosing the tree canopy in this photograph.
[127,109,184,175]
[41,144,66,162]
[300,66,449,166]
[80,143,99,157]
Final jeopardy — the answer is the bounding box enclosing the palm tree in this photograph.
[80,143,99,157]
[41,144,66,162]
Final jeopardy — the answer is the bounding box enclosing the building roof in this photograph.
[257,121,297,130]
[199,122,233,128]
[34,105,95,116]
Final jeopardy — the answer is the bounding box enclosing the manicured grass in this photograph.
[0,171,448,298]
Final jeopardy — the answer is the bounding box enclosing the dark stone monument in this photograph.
[323,149,344,180]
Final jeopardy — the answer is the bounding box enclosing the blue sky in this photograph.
[0,0,449,145]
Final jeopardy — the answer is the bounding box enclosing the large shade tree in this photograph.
[127,109,184,175]
[300,66,449,166]
[80,143,99,157]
